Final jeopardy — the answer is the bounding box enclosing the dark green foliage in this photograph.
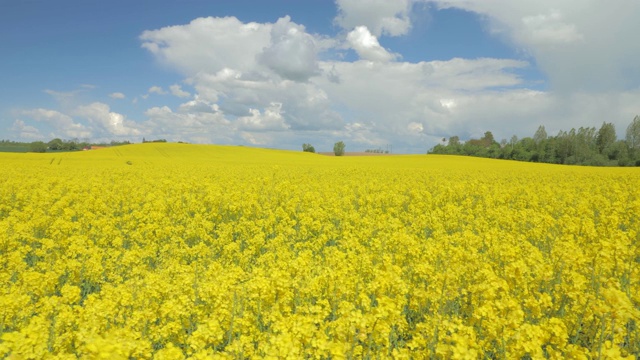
[0,140,29,152]
[29,141,47,153]
[596,122,616,156]
[47,138,64,150]
[302,143,316,153]
[333,141,345,156]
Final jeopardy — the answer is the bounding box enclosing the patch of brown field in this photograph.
[318,152,398,156]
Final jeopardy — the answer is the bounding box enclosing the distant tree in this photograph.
[626,116,640,161]
[449,136,460,147]
[428,144,446,154]
[575,126,597,164]
[596,122,616,155]
[302,143,316,153]
[462,141,482,155]
[610,140,631,165]
[513,137,536,161]
[48,138,63,151]
[29,141,47,153]
[533,125,547,145]
[61,140,79,151]
[333,141,345,156]
[542,137,558,163]
[482,131,496,147]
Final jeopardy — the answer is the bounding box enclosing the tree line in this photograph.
[429,116,640,166]
[0,138,132,153]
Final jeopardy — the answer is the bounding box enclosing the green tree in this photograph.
[626,115,640,162]
[596,122,616,156]
[481,131,496,147]
[61,139,79,151]
[333,141,345,156]
[610,140,631,165]
[554,131,571,164]
[626,115,640,148]
[533,125,547,145]
[29,141,47,153]
[47,138,63,151]
[302,143,316,153]
[542,137,558,163]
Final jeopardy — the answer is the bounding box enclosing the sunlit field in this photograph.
[1,143,638,359]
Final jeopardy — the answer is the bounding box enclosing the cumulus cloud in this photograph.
[10,119,44,140]
[21,108,91,138]
[177,97,218,113]
[143,103,235,143]
[74,102,141,137]
[258,16,320,81]
[148,86,167,95]
[236,102,289,131]
[169,84,190,98]
[521,10,584,45]
[430,0,640,92]
[186,68,344,131]
[335,0,413,36]
[346,26,398,62]
[109,92,126,99]
[310,57,534,149]
[140,16,271,75]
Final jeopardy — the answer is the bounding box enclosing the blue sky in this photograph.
[2,1,639,153]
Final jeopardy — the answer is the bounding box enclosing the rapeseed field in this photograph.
[0,143,638,359]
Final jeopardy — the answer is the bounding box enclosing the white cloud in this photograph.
[187,69,344,131]
[335,0,413,36]
[408,122,424,134]
[74,102,141,137]
[310,58,535,149]
[21,108,91,138]
[237,102,290,131]
[10,119,44,140]
[148,86,167,95]
[346,26,398,62]
[521,10,584,45]
[143,104,234,143]
[169,84,190,98]
[109,92,126,99]
[140,16,271,76]
[23,108,73,126]
[177,97,218,113]
[258,16,320,81]
[430,1,640,92]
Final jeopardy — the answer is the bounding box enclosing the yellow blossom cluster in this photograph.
[0,143,638,359]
